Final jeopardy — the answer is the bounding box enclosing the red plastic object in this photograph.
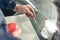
[8,23,17,34]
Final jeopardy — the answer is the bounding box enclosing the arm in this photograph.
[0,0,35,18]
[13,4,35,18]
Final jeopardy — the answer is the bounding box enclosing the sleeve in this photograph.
[0,0,16,10]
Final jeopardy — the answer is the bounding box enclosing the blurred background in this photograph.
[5,0,58,40]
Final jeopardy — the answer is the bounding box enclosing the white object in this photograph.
[41,20,58,39]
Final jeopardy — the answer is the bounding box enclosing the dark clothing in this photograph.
[0,9,7,32]
[0,0,16,10]
[0,0,16,16]
[2,9,15,16]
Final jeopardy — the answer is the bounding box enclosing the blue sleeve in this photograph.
[0,0,16,10]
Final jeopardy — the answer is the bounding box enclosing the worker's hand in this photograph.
[14,4,35,18]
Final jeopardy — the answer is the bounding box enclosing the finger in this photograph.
[26,5,35,17]
[29,8,35,18]
[26,8,34,18]
[27,5,34,13]
[26,13,31,18]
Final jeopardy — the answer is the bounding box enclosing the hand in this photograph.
[14,4,35,18]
